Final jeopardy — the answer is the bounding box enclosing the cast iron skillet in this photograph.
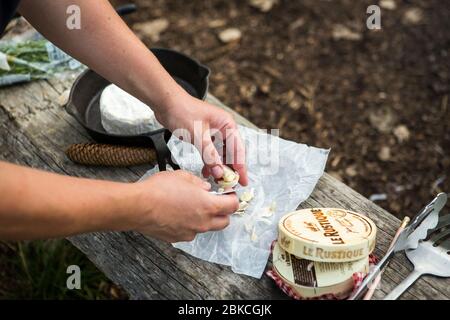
[66,5,210,171]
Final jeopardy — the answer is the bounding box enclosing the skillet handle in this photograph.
[115,4,137,16]
[148,130,180,171]
[65,102,81,122]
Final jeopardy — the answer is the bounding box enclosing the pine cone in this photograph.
[66,143,157,167]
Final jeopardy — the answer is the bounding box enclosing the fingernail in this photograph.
[211,165,223,179]
[202,166,211,178]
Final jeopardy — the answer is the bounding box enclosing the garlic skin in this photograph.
[251,227,259,242]
[260,207,273,218]
[259,201,277,218]
[258,217,272,225]
[269,201,277,212]
[244,222,253,233]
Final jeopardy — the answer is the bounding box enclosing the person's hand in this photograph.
[158,93,249,186]
[129,170,239,242]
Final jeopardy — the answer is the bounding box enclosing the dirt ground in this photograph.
[114,0,449,218]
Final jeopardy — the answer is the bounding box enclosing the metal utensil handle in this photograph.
[351,193,448,300]
[384,270,423,300]
[411,193,447,228]
[399,193,448,251]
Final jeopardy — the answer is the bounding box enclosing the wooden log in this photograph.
[0,76,448,300]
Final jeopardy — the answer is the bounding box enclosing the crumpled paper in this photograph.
[140,125,329,278]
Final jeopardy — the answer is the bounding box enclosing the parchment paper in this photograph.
[141,125,328,278]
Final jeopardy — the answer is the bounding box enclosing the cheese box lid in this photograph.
[272,241,369,299]
[278,208,376,262]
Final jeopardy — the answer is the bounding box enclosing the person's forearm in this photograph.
[18,0,187,117]
[0,161,137,240]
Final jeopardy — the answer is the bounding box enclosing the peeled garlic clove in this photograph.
[240,188,255,202]
[218,166,239,188]
[238,201,249,212]
[219,179,238,188]
[233,201,248,216]
[222,166,236,182]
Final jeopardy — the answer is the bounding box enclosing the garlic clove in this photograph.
[222,166,236,182]
[240,188,255,202]
[233,201,248,216]
[218,166,239,188]
[238,201,249,212]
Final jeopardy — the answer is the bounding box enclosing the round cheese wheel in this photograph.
[100,84,163,135]
[278,208,376,262]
